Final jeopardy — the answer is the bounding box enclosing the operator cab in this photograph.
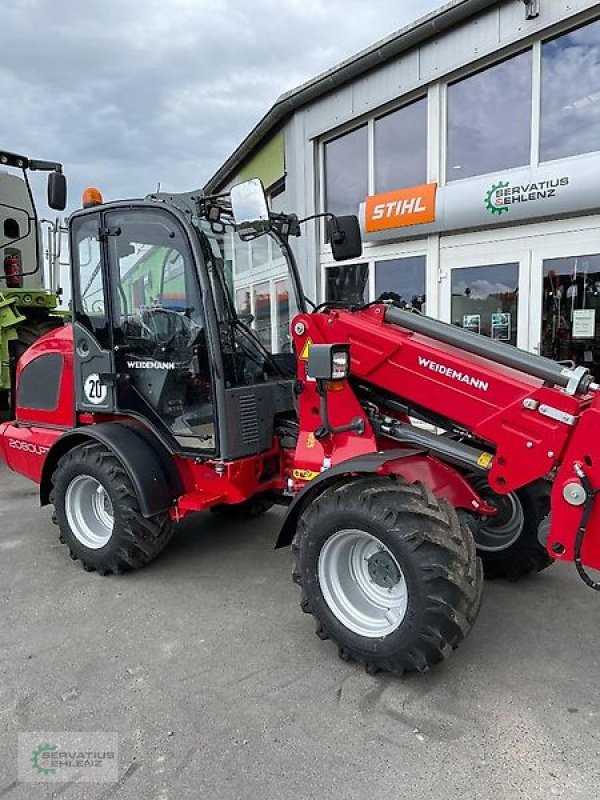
[69,180,310,459]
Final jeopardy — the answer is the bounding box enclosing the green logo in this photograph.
[31,743,57,775]
[485,181,510,215]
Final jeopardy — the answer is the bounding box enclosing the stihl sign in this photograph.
[365,183,437,232]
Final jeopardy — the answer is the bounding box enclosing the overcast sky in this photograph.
[1,0,442,212]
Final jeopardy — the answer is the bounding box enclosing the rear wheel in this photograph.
[292,477,483,675]
[469,477,553,580]
[50,443,174,574]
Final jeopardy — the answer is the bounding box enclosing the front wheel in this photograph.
[468,477,553,580]
[292,477,483,675]
[51,442,175,574]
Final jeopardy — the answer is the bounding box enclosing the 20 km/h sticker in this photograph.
[83,373,107,406]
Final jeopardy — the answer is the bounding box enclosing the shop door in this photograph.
[530,234,600,381]
[440,244,530,351]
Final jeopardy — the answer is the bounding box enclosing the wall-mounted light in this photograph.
[522,0,540,20]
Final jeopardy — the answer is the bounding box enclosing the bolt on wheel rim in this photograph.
[318,530,408,638]
[64,475,114,549]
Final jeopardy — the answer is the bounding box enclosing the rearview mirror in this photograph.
[47,171,67,211]
[230,178,270,232]
[327,215,362,261]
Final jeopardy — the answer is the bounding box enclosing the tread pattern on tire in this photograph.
[292,476,483,676]
[50,442,174,575]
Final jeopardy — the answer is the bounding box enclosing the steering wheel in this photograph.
[139,307,189,348]
[91,300,105,314]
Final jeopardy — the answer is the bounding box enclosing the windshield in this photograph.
[195,220,301,355]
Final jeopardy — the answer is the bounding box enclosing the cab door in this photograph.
[70,212,117,414]
[103,208,217,452]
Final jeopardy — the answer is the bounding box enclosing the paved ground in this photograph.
[0,462,599,800]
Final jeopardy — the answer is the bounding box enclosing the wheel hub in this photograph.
[470,478,524,553]
[318,530,409,638]
[367,550,401,589]
[64,474,114,550]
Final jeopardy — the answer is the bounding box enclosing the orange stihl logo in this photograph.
[365,183,437,232]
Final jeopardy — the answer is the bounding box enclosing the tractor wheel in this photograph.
[468,477,553,580]
[50,442,174,574]
[211,495,274,519]
[13,316,63,360]
[6,316,63,417]
[292,476,483,676]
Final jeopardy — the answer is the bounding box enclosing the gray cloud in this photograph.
[1,0,441,211]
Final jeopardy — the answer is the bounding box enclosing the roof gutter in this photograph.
[204,0,500,193]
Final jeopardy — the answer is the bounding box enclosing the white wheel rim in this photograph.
[318,530,409,638]
[64,475,114,549]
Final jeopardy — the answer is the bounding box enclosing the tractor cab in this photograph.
[69,181,308,459]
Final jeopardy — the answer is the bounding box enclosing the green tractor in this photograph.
[0,150,67,415]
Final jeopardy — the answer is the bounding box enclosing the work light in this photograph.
[307,344,350,381]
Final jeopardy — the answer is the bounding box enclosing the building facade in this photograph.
[205,0,600,377]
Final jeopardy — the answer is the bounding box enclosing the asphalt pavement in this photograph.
[0,461,599,799]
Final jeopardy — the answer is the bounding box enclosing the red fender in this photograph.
[276,448,489,548]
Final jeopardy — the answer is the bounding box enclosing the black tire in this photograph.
[50,442,174,574]
[469,478,553,580]
[211,495,274,519]
[292,476,483,676]
[7,316,63,416]
[13,316,63,360]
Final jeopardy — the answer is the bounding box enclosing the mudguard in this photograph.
[275,448,485,548]
[40,422,184,518]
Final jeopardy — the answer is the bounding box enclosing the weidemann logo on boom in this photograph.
[418,357,489,392]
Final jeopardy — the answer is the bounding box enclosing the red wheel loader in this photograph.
[1,177,599,676]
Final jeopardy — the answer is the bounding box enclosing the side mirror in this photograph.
[230,178,270,232]
[327,215,362,261]
[47,171,67,211]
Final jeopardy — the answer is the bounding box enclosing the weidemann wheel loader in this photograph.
[1,176,599,676]
[0,150,67,415]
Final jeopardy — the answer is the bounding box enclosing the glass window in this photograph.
[274,279,292,352]
[447,51,532,181]
[235,287,251,321]
[375,256,426,311]
[71,216,108,343]
[324,126,368,216]
[542,254,600,380]
[326,263,369,305]
[541,20,600,162]
[375,99,427,192]
[451,263,519,346]
[234,234,250,275]
[253,282,272,351]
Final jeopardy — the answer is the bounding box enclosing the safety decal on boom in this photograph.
[477,452,493,469]
[292,468,320,481]
[299,339,312,360]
